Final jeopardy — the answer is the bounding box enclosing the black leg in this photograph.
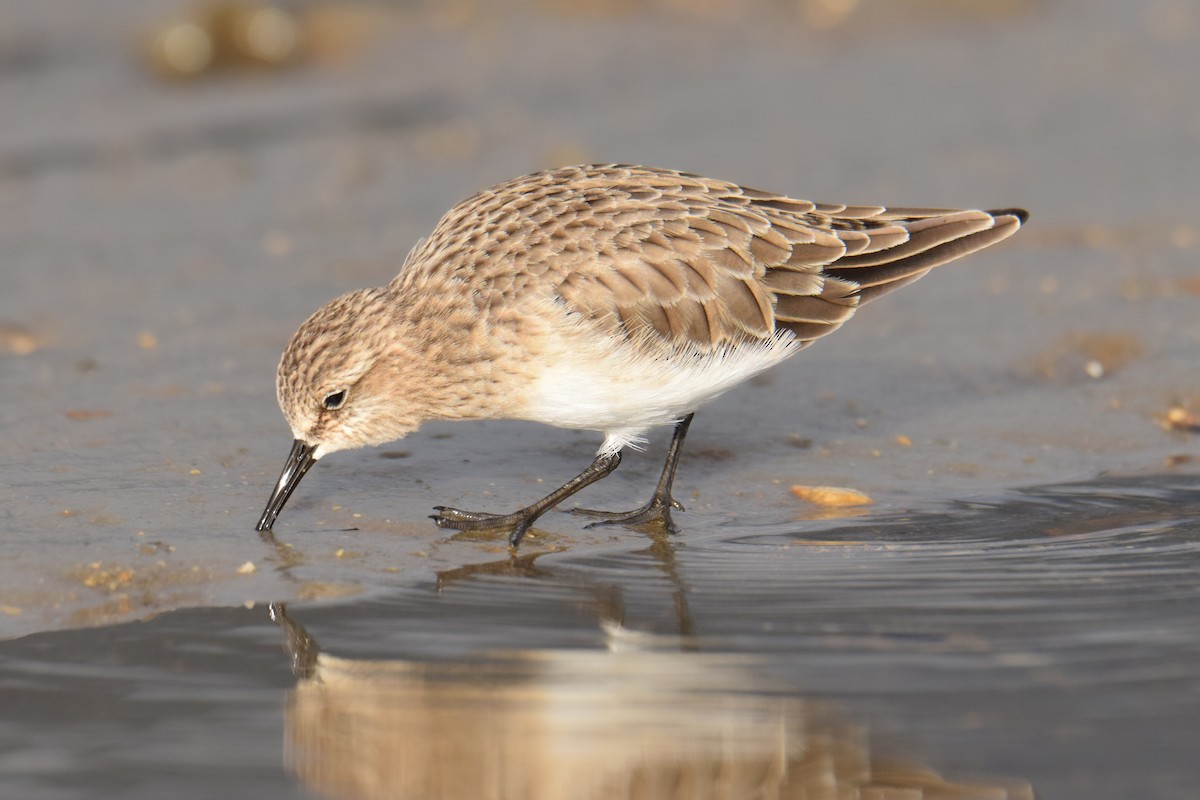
[432,450,623,547]
[569,413,695,533]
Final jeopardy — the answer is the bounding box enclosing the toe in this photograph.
[431,506,501,524]
[507,519,533,548]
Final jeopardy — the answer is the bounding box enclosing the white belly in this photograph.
[521,328,801,455]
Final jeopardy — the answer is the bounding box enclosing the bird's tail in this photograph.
[823,206,1029,305]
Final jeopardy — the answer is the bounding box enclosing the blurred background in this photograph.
[6,0,1197,630]
[1,3,1199,797]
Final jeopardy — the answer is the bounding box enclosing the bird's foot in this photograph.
[430,506,503,526]
[431,506,536,547]
[568,494,684,534]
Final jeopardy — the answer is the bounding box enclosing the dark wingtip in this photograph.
[989,207,1030,226]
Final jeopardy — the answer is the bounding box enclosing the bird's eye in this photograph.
[322,390,348,410]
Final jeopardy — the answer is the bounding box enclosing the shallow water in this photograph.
[2,474,1198,799]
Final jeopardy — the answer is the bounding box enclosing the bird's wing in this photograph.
[396,165,1025,353]
[548,167,1026,351]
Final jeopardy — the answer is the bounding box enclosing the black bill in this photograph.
[256,439,317,532]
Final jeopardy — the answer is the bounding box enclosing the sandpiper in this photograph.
[257,164,1027,545]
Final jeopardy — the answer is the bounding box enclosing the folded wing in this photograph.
[550,166,1026,353]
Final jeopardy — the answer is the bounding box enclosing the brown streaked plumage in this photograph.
[257,164,1028,545]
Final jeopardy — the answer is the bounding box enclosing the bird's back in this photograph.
[396,164,1027,357]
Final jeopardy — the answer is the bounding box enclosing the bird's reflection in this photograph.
[270,604,1032,800]
[431,528,690,637]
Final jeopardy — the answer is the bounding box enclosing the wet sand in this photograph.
[2,474,1198,798]
[1,2,1199,795]
[2,0,1197,637]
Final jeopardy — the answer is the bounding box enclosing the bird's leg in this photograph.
[569,413,694,533]
[432,450,623,547]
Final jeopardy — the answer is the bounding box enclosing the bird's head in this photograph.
[256,287,421,532]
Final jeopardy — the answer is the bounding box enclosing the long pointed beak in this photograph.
[256,439,317,532]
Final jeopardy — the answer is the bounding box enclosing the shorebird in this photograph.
[256,164,1026,545]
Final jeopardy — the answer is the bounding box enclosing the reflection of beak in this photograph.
[256,439,317,532]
